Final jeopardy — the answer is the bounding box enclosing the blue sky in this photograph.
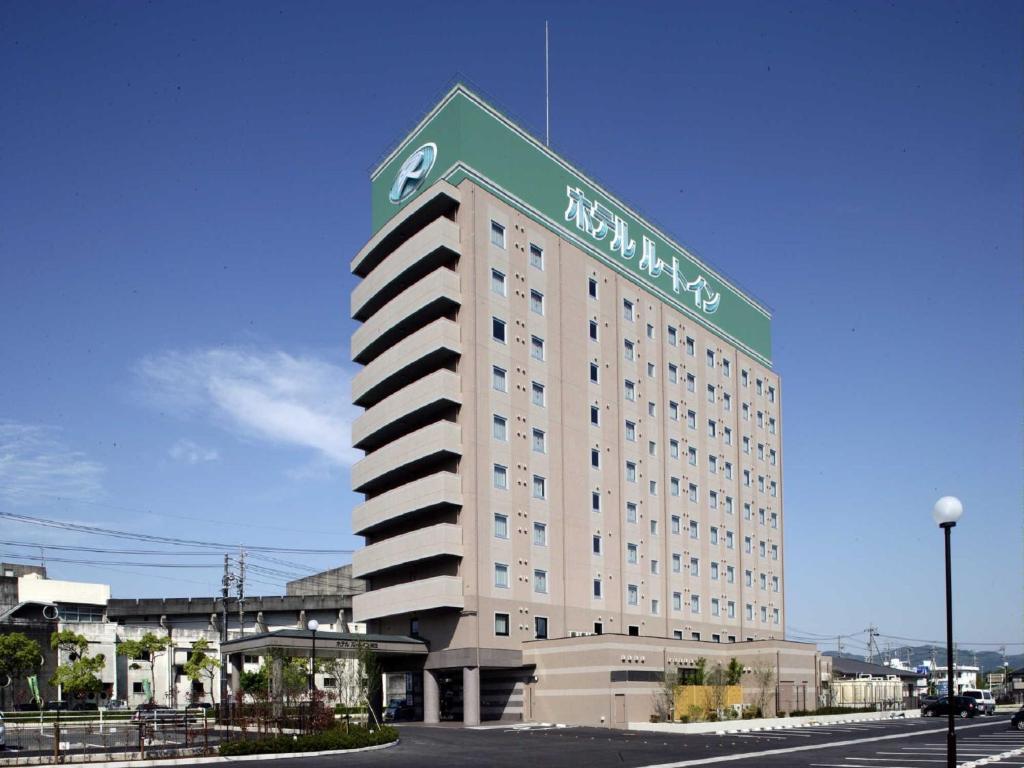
[0,1,1020,655]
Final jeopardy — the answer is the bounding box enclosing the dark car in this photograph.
[383,699,415,722]
[71,702,98,712]
[44,701,70,711]
[13,702,40,712]
[1011,706,1024,731]
[921,695,979,719]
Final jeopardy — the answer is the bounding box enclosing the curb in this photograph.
[0,739,399,767]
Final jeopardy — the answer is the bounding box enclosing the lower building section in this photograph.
[374,631,824,728]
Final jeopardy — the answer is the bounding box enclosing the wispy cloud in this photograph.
[0,421,105,505]
[169,438,220,464]
[135,348,359,467]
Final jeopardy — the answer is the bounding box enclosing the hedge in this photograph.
[218,725,398,756]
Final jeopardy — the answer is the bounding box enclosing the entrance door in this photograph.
[613,693,626,724]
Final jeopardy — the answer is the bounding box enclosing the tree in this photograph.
[355,642,381,728]
[749,659,776,717]
[118,632,172,703]
[726,658,744,686]
[706,662,729,717]
[652,669,676,722]
[0,632,43,707]
[50,630,104,701]
[183,637,219,705]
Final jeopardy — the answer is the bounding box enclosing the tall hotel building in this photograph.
[349,85,822,726]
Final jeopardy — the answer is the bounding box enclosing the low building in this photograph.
[829,657,925,708]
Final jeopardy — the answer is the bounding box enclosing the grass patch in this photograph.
[217,725,398,756]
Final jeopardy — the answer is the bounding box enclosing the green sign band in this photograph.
[370,85,773,367]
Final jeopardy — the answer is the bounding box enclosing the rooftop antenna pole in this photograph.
[545,20,550,147]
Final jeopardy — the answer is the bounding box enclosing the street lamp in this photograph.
[307,619,319,699]
[933,495,963,768]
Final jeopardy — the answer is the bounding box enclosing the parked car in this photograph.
[71,701,98,712]
[131,705,185,726]
[383,699,415,722]
[921,695,979,718]
[960,689,995,715]
[44,701,70,711]
[102,699,128,711]
[13,702,39,712]
[1011,706,1024,731]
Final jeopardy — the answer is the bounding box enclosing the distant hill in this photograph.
[822,645,1023,674]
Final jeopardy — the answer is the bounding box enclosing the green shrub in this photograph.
[218,725,398,756]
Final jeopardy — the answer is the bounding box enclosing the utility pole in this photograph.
[237,548,246,638]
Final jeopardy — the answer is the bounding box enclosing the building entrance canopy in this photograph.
[220,629,427,659]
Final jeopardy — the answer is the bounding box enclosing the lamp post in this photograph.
[307,619,319,700]
[933,495,963,768]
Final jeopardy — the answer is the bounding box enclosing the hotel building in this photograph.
[349,85,822,726]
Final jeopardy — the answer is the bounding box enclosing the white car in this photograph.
[961,689,995,715]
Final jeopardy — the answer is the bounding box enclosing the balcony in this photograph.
[352,473,461,535]
[350,420,461,495]
[351,318,460,408]
[351,369,461,452]
[351,523,463,579]
[350,268,460,365]
[351,217,460,322]
[352,575,464,622]
[351,181,460,278]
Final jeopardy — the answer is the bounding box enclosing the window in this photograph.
[768,385,776,403]
[711,562,719,580]
[623,299,634,321]
[708,455,718,474]
[589,320,599,340]
[691,594,700,614]
[534,569,548,594]
[494,513,508,539]
[624,339,635,361]
[530,243,544,269]
[592,491,601,513]
[593,578,603,598]
[761,606,768,622]
[686,337,695,356]
[707,384,716,403]
[495,563,509,588]
[757,410,764,428]
[627,543,638,564]
[625,420,636,441]
[493,464,508,490]
[689,520,699,540]
[759,508,766,525]
[712,598,720,617]
[646,323,655,340]
[651,559,659,575]
[723,359,731,377]
[492,317,506,343]
[534,616,548,639]
[651,598,660,615]
[772,576,780,593]
[667,326,678,345]
[687,410,696,429]
[726,530,735,549]
[668,364,678,383]
[741,369,749,387]
[688,446,697,466]
[533,522,547,546]
[744,536,752,554]
[532,381,545,406]
[759,540,766,557]
[724,426,732,445]
[590,406,600,426]
[771,512,778,529]
[647,401,656,417]
[746,604,753,620]
[650,519,659,536]
[745,570,752,587]
[728,601,736,619]
[493,414,507,441]
[491,220,506,248]
[727,565,735,583]
[771,544,779,561]
[649,479,658,496]
[769,417,776,434]
[672,553,682,572]
[532,475,546,499]
[589,362,599,383]
[671,515,681,534]
[756,378,763,395]
[627,584,639,605]
[758,475,765,493]
[688,483,698,503]
[770,481,778,497]
[625,461,637,482]
[725,462,733,480]
[723,393,731,411]
[743,469,751,487]
[530,289,544,315]
[770,449,777,466]
[706,349,715,368]
[742,436,750,454]
[591,448,600,468]
[647,362,656,378]
[707,420,717,438]
[491,268,506,296]
[710,525,719,543]
[709,491,719,509]
[532,428,546,453]
[686,373,696,392]
[725,496,734,514]
[624,380,635,401]
[626,502,637,523]
[669,401,679,420]
[742,403,750,421]
[673,592,682,611]
[531,336,545,361]
[592,534,602,555]
[495,613,510,636]
[588,277,598,298]
[773,608,780,625]
[670,477,680,497]
[744,503,751,520]
[670,439,679,458]
[493,366,507,392]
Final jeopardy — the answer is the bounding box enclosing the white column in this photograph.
[423,669,440,724]
[463,666,480,726]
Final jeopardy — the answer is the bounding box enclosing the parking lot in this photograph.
[153,715,1022,768]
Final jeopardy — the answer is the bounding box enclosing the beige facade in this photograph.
[350,143,809,726]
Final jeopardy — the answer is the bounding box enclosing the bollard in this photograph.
[138,720,145,758]
[204,712,209,754]
[53,721,60,762]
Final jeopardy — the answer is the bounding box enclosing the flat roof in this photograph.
[220,629,428,658]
